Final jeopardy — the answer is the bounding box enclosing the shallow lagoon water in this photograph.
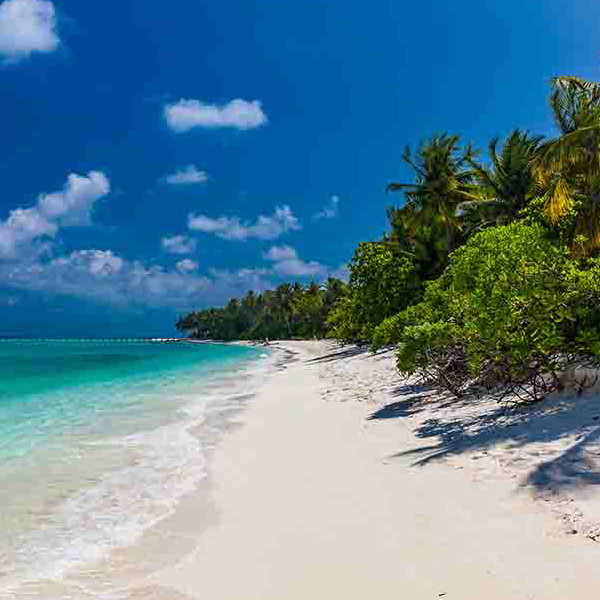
[0,340,268,597]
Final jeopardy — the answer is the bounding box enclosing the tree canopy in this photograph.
[176,279,347,341]
[177,61,600,404]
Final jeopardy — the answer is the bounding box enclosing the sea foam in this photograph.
[0,341,275,599]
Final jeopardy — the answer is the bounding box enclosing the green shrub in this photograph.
[395,221,600,401]
[328,242,420,342]
[371,275,450,350]
[326,295,362,341]
[371,313,404,351]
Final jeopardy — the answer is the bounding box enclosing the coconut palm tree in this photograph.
[535,75,600,254]
[457,130,544,232]
[275,283,294,338]
[387,134,479,257]
[384,204,444,279]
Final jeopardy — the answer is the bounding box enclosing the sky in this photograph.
[0,0,599,336]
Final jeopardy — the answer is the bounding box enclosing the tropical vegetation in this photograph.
[176,279,347,341]
[178,67,600,403]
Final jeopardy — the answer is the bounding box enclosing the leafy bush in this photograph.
[395,221,600,402]
[327,242,419,342]
[371,313,404,351]
[371,274,449,350]
[326,295,363,342]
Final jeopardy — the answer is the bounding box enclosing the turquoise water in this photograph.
[0,340,269,597]
[0,340,259,462]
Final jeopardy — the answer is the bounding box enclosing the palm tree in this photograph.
[291,282,324,338]
[387,134,479,257]
[275,283,294,338]
[385,205,443,279]
[457,130,544,232]
[535,75,600,254]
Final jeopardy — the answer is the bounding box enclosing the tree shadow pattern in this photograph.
[369,389,600,496]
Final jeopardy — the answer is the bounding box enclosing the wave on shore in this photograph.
[0,341,276,599]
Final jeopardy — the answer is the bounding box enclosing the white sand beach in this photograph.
[142,340,600,599]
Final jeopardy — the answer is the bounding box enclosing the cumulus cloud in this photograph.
[0,240,339,313]
[2,249,200,307]
[0,171,110,260]
[313,195,340,219]
[0,0,60,63]
[176,258,198,272]
[0,249,273,311]
[161,234,197,255]
[164,99,267,133]
[164,165,208,185]
[52,249,124,276]
[38,171,110,226]
[264,245,297,262]
[264,245,326,277]
[188,205,300,241]
[0,173,346,311]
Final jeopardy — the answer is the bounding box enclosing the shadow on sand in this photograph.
[306,346,370,364]
[368,386,600,496]
[307,346,396,365]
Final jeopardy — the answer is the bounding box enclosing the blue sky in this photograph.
[0,0,599,336]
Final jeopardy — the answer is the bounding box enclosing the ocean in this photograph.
[0,339,271,598]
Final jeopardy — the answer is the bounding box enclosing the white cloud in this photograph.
[0,240,341,313]
[0,171,110,260]
[188,205,300,241]
[314,195,340,219]
[0,236,344,309]
[0,207,55,260]
[0,0,59,63]
[38,171,110,226]
[164,99,268,132]
[264,245,326,277]
[264,245,297,262]
[0,172,347,312]
[176,258,198,272]
[161,234,197,255]
[52,249,124,276]
[164,165,208,185]
[0,249,273,311]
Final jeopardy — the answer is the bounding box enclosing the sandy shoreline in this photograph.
[0,344,280,600]
[102,339,599,599]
